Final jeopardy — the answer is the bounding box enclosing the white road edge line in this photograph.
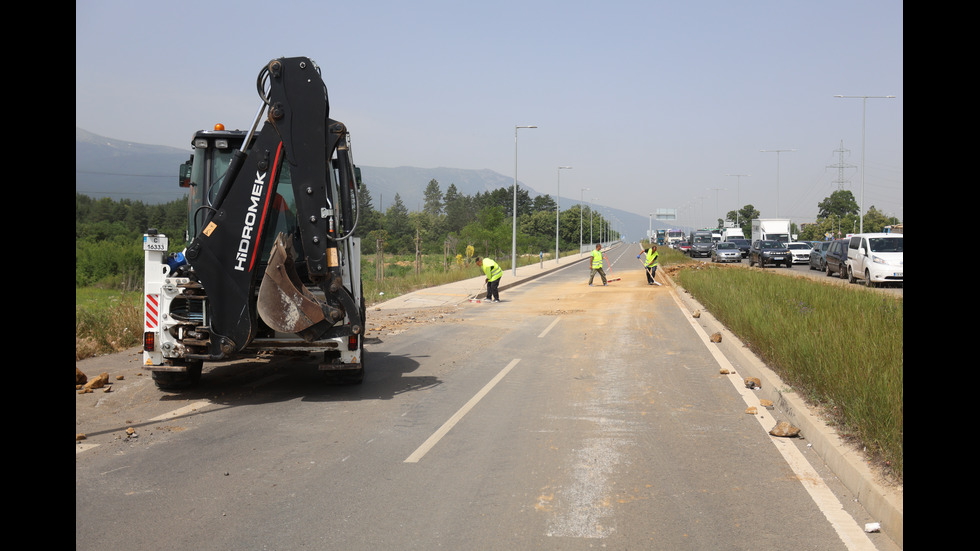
[666,288,876,551]
[538,317,561,338]
[405,358,521,463]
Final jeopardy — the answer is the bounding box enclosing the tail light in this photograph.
[348,335,358,351]
[143,332,155,352]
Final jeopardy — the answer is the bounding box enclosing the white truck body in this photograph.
[722,227,745,241]
[751,219,791,243]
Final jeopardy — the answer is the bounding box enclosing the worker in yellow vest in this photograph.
[588,244,607,286]
[475,256,503,302]
[638,245,661,286]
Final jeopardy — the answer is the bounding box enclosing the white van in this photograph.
[846,233,903,287]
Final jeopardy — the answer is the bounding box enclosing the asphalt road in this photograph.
[76,258,901,550]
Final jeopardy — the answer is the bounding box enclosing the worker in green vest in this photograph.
[638,245,661,285]
[475,256,503,302]
[588,243,608,286]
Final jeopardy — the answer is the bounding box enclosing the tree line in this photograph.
[76,193,187,288]
[75,179,618,289]
[355,179,616,260]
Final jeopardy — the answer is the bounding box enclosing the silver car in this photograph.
[711,242,741,263]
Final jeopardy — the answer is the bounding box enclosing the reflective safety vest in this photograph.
[591,249,604,269]
[482,258,503,282]
[645,249,659,267]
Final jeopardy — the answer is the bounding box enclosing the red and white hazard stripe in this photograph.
[145,294,160,330]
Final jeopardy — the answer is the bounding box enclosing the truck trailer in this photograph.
[751,219,791,244]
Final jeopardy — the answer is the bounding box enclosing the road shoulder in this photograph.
[664,270,903,548]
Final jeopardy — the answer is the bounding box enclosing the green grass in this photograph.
[675,264,903,480]
[75,288,143,360]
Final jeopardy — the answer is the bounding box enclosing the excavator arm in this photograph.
[184,57,360,359]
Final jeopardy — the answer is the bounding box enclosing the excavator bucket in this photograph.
[257,233,327,336]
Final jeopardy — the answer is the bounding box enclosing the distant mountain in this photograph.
[74,128,532,207]
[75,128,660,240]
[361,166,528,211]
[76,128,192,204]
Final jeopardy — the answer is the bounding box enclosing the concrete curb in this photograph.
[663,270,903,548]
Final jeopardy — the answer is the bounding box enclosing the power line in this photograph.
[76,170,173,178]
[826,140,857,191]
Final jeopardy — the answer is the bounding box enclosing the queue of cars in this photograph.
[669,233,903,287]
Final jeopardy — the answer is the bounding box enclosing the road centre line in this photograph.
[666,287,875,550]
[538,317,561,338]
[404,358,521,463]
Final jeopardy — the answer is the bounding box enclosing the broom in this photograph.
[605,252,622,282]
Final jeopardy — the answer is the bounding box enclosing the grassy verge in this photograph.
[674,263,903,480]
[75,288,143,360]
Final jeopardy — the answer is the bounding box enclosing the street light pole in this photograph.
[760,149,796,217]
[708,187,726,227]
[579,187,590,256]
[556,166,572,264]
[726,174,749,226]
[834,94,896,233]
[513,125,537,276]
[590,197,597,246]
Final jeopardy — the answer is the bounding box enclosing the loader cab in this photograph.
[180,127,299,259]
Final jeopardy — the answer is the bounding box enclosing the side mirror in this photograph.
[178,157,194,188]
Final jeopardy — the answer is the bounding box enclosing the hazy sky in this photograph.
[76,0,903,227]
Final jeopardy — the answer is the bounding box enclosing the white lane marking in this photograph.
[149,401,213,422]
[538,317,561,338]
[76,443,99,454]
[405,358,521,463]
[667,288,876,551]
